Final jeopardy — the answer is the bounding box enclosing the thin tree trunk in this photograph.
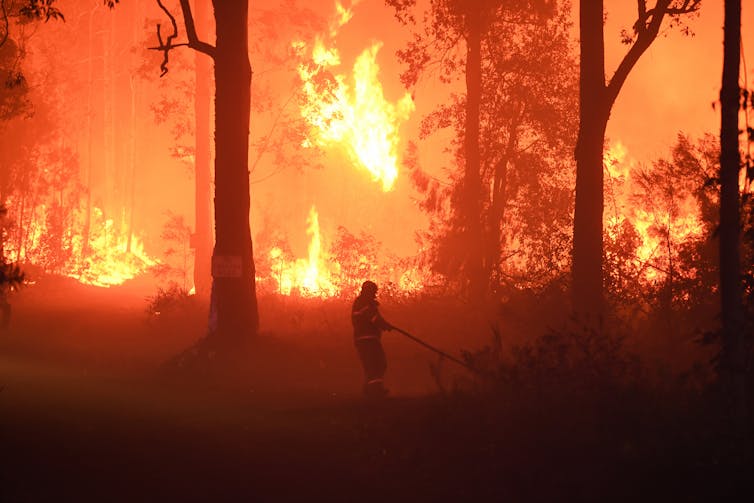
[14,194,24,262]
[82,7,95,259]
[210,0,258,347]
[487,106,521,286]
[193,0,213,296]
[463,9,485,300]
[573,1,681,321]
[126,72,136,253]
[719,0,747,431]
[102,16,113,235]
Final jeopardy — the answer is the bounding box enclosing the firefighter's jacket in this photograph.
[351,295,390,339]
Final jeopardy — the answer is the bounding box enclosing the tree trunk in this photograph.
[463,9,485,300]
[486,106,521,288]
[572,0,608,319]
[719,0,747,430]
[193,0,213,297]
[126,44,137,253]
[82,7,95,260]
[209,0,258,347]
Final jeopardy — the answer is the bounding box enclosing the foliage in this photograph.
[153,211,193,290]
[604,134,720,343]
[0,37,32,122]
[9,0,118,27]
[142,31,195,169]
[249,1,325,183]
[331,226,380,293]
[18,0,64,22]
[145,282,195,320]
[483,323,641,398]
[391,0,577,294]
[2,143,85,272]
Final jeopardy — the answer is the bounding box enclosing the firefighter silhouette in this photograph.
[351,280,393,397]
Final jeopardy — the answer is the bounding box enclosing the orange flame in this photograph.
[604,142,705,283]
[263,206,427,298]
[296,2,415,191]
[4,203,157,287]
[268,206,339,297]
[73,210,158,287]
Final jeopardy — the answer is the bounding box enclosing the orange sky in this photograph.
[602,0,753,162]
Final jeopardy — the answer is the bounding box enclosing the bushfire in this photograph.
[295,1,415,192]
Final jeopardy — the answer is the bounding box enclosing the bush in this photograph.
[145,283,197,321]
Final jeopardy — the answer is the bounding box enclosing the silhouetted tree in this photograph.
[573,0,700,320]
[719,0,747,429]
[152,0,258,349]
[388,0,513,299]
[389,0,572,298]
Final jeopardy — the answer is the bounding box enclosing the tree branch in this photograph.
[606,0,699,106]
[634,0,700,32]
[153,0,179,76]
[150,0,215,76]
[178,0,214,57]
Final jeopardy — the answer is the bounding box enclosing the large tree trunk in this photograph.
[463,9,485,300]
[209,0,258,348]
[193,0,213,297]
[719,0,747,429]
[572,0,607,319]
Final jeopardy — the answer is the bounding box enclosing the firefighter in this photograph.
[351,280,393,397]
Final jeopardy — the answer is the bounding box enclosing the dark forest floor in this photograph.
[1,277,752,502]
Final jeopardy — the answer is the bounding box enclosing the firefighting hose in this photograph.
[389,325,488,378]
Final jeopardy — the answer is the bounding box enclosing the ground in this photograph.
[1,277,751,502]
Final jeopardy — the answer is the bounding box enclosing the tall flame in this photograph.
[268,206,338,297]
[297,2,415,191]
[263,205,426,298]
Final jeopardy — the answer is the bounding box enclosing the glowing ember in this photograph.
[296,2,415,191]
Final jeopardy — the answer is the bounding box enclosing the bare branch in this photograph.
[150,0,215,76]
[608,0,699,106]
[178,0,214,57]
[154,0,179,76]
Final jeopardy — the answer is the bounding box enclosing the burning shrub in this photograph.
[145,283,197,321]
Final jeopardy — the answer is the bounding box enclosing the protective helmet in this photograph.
[360,280,378,295]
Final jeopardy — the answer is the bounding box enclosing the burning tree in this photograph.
[572,0,701,320]
[388,0,576,298]
[603,135,720,338]
[151,0,259,350]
